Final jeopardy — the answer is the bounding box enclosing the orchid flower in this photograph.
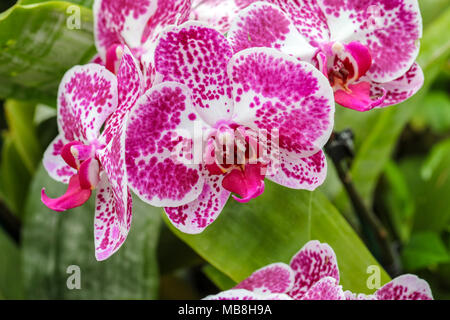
[42,45,144,260]
[194,0,424,112]
[93,0,193,86]
[125,22,334,234]
[205,240,434,300]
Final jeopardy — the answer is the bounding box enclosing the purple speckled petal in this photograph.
[369,62,424,108]
[375,274,433,300]
[269,0,330,45]
[318,0,422,83]
[94,173,132,261]
[235,263,295,294]
[164,174,230,233]
[227,2,316,59]
[190,0,257,34]
[57,64,118,144]
[96,46,144,229]
[344,290,376,300]
[101,45,144,146]
[302,276,345,300]
[288,240,340,299]
[125,82,206,207]
[228,48,334,158]
[141,0,193,45]
[154,22,234,125]
[94,0,152,59]
[43,135,76,184]
[204,289,265,300]
[267,150,327,191]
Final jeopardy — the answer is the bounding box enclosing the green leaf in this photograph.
[411,91,450,133]
[0,134,32,216]
[0,228,24,299]
[0,1,96,105]
[22,164,162,299]
[167,182,390,294]
[4,99,41,173]
[413,138,450,232]
[20,0,94,7]
[382,161,415,243]
[203,264,236,291]
[402,232,450,271]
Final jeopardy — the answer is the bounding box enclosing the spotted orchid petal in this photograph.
[43,135,77,184]
[228,48,334,158]
[375,274,433,300]
[227,2,316,60]
[344,291,376,300]
[235,263,295,295]
[154,22,234,125]
[57,63,118,144]
[288,240,340,300]
[96,45,144,230]
[126,82,206,207]
[94,0,192,60]
[268,0,331,45]
[302,276,346,300]
[41,174,92,212]
[94,173,133,261]
[369,62,424,108]
[317,0,422,83]
[164,174,230,234]
[204,289,292,300]
[190,0,257,34]
[267,150,327,191]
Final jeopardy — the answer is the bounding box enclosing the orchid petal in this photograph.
[288,240,340,299]
[94,0,154,60]
[41,174,92,212]
[94,173,132,261]
[190,0,256,34]
[204,289,267,300]
[222,164,265,203]
[125,82,206,207]
[334,81,385,112]
[141,0,193,45]
[317,0,422,82]
[57,64,118,143]
[227,2,316,60]
[267,150,327,191]
[78,158,100,190]
[235,262,295,295]
[302,276,345,300]
[43,135,76,184]
[154,22,234,125]
[101,45,144,146]
[369,62,424,108]
[269,0,330,45]
[164,174,230,234]
[375,274,433,300]
[228,48,334,158]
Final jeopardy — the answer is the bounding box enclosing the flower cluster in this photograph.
[205,240,433,300]
[40,1,428,303]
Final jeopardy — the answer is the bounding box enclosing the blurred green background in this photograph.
[0,0,449,299]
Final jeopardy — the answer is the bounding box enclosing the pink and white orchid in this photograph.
[42,45,144,260]
[194,0,424,112]
[125,22,334,234]
[93,0,193,86]
[205,240,434,300]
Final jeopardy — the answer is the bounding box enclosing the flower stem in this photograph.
[325,130,401,276]
[0,199,21,245]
